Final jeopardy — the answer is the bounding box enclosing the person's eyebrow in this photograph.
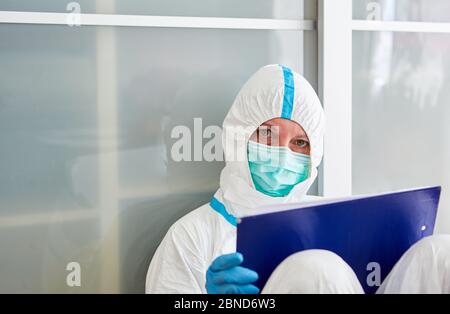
[294,133,309,140]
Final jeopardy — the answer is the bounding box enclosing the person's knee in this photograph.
[294,250,360,284]
[378,235,450,294]
[410,235,450,259]
[282,250,349,274]
[262,250,364,294]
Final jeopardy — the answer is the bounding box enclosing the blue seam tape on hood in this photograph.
[280,65,295,120]
[210,197,237,227]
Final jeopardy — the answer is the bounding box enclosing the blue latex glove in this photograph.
[206,252,260,294]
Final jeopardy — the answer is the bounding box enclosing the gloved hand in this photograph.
[206,252,260,294]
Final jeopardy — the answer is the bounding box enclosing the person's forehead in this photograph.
[261,118,307,136]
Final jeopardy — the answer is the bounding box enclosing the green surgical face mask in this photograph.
[247,140,311,197]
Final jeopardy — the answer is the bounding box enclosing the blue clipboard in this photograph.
[237,186,441,294]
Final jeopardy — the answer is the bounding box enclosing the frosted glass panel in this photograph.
[0,23,308,292]
[0,0,317,19]
[353,0,450,23]
[353,31,450,234]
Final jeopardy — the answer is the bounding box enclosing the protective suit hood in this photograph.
[217,64,325,217]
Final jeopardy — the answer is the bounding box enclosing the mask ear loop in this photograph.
[305,133,313,180]
[305,131,314,183]
[307,158,313,180]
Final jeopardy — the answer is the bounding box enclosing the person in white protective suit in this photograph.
[146,64,450,294]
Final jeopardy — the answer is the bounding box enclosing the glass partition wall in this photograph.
[0,1,318,293]
[352,0,450,234]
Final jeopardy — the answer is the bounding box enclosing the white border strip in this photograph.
[0,11,316,30]
[352,20,450,33]
[318,0,352,198]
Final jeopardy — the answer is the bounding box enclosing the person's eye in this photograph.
[295,139,309,148]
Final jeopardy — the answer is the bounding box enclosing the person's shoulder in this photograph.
[173,202,215,228]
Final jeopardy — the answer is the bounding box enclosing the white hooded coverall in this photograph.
[146,65,450,294]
